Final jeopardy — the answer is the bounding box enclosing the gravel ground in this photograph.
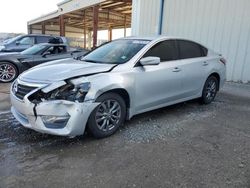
[0,83,10,112]
[0,82,250,188]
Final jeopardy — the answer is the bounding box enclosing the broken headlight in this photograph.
[48,82,91,102]
[29,82,91,103]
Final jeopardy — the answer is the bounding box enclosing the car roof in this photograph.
[120,35,199,42]
[122,36,158,41]
[19,34,63,38]
[119,35,207,48]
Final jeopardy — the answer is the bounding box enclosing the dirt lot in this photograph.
[0,82,250,188]
[0,83,10,112]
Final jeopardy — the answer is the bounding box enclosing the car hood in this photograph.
[19,58,116,82]
[0,52,31,60]
[0,52,19,56]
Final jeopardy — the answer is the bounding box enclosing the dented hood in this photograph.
[20,58,116,82]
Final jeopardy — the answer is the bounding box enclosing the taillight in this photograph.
[220,58,226,65]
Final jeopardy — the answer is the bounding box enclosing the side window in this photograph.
[178,40,206,59]
[36,36,51,44]
[45,46,66,55]
[143,40,178,62]
[19,37,34,45]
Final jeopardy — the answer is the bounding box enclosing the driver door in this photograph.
[14,36,35,52]
[134,40,184,114]
[32,46,69,67]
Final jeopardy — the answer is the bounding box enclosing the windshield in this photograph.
[82,39,150,64]
[21,44,47,55]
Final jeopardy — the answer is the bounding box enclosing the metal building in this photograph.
[28,0,132,49]
[131,0,250,83]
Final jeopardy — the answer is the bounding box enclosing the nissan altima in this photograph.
[10,36,226,138]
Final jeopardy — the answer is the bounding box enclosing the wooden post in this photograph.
[87,31,92,49]
[27,25,32,34]
[84,10,86,49]
[93,6,99,48]
[107,10,112,41]
[108,27,112,41]
[124,15,127,37]
[42,22,46,34]
[59,15,65,36]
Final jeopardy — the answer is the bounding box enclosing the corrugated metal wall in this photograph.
[132,0,160,36]
[132,0,250,83]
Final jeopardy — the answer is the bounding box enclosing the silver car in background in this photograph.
[10,36,226,138]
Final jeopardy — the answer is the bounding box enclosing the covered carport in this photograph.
[28,0,132,49]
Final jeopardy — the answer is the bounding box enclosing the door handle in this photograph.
[172,67,181,72]
[203,61,209,66]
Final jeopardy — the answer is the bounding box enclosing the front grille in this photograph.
[14,84,37,100]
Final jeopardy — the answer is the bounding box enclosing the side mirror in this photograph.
[16,41,20,46]
[140,56,160,66]
[42,51,50,58]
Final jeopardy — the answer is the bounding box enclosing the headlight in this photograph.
[12,80,18,94]
[76,82,91,93]
[28,82,91,103]
[48,82,91,102]
[0,46,5,51]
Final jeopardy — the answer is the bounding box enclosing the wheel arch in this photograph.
[0,60,20,74]
[96,88,130,109]
[208,72,220,91]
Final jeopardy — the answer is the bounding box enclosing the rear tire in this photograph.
[0,62,18,83]
[87,92,126,139]
[201,76,218,104]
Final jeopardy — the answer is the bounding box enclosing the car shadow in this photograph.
[2,93,229,152]
[0,99,204,147]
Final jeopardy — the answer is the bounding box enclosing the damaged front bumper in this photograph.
[10,90,99,137]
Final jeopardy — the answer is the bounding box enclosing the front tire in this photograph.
[0,62,18,83]
[201,76,218,104]
[87,93,126,139]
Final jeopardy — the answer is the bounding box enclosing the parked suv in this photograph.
[0,34,67,52]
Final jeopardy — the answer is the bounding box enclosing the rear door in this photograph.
[134,40,184,113]
[176,40,208,97]
[35,36,53,44]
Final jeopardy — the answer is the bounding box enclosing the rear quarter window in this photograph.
[36,36,52,44]
[178,40,207,59]
[201,46,208,56]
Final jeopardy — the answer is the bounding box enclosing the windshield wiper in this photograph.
[82,59,121,64]
[83,59,102,64]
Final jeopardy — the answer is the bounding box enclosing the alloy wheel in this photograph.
[95,99,121,132]
[205,79,217,101]
[0,63,16,82]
